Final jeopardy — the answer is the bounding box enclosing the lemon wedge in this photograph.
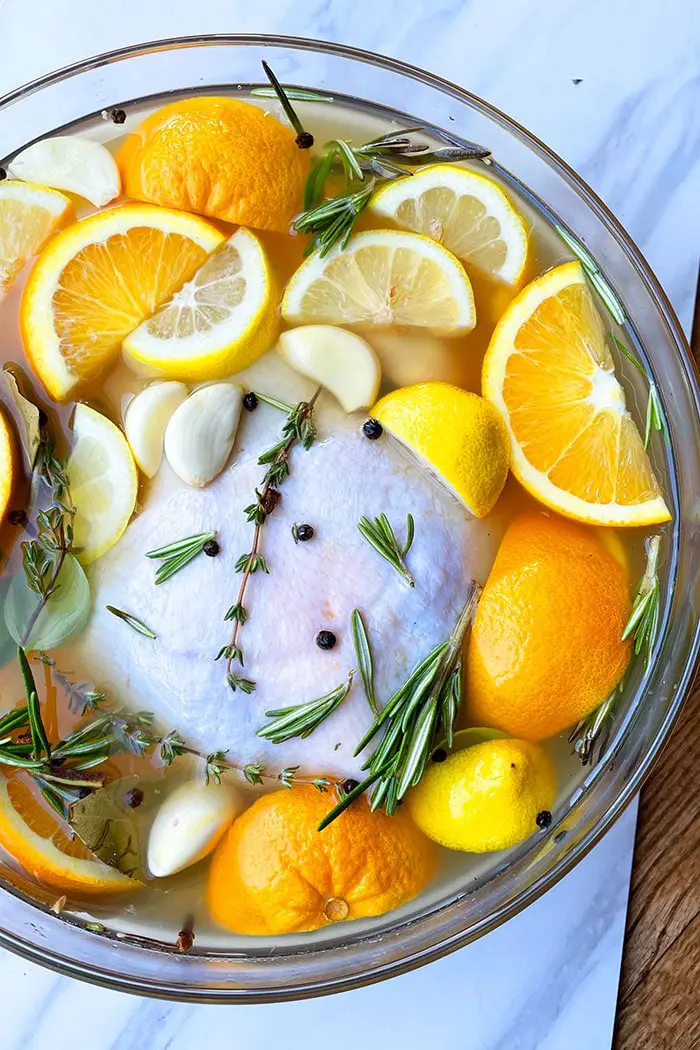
[371,165,528,285]
[0,180,73,300]
[68,404,138,564]
[372,381,510,518]
[123,228,278,382]
[281,230,476,333]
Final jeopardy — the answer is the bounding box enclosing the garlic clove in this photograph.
[147,779,243,878]
[164,383,243,488]
[8,136,121,207]
[277,325,381,413]
[124,381,188,477]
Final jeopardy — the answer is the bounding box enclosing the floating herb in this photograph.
[33,654,105,715]
[220,390,321,687]
[253,391,293,413]
[251,85,332,103]
[610,335,664,449]
[569,684,621,765]
[555,225,626,324]
[358,512,415,587]
[69,776,144,879]
[106,606,157,639]
[257,671,355,744]
[145,530,217,585]
[17,645,51,760]
[351,609,378,715]
[622,534,662,669]
[318,585,479,830]
[261,61,313,148]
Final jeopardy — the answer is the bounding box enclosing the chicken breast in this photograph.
[67,354,501,779]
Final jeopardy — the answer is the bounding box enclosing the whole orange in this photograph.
[207,786,436,935]
[466,512,631,741]
[117,97,310,233]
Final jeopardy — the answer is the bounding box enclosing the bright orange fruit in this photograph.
[207,786,436,935]
[467,512,632,741]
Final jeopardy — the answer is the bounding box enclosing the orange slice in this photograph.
[0,773,134,894]
[20,203,224,401]
[0,407,15,523]
[482,261,670,526]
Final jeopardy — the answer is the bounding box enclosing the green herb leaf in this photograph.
[257,671,355,744]
[358,513,416,587]
[69,777,149,879]
[106,605,156,639]
[351,609,378,715]
[5,553,90,651]
[17,645,51,760]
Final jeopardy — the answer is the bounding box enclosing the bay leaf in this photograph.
[4,553,91,651]
[69,776,162,880]
[0,367,41,470]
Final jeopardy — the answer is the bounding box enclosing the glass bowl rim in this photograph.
[0,32,698,1001]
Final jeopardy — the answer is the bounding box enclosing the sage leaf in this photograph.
[69,775,155,880]
[0,368,41,469]
[4,553,90,650]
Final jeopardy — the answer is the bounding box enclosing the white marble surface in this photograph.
[0,1,698,1048]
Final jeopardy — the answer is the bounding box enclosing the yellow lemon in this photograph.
[408,739,556,852]
[0,180,73,300]
[371,381,510,517]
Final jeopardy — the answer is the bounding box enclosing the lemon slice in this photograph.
[8,136,120,207]
[482,261,670,526]
[372,381,510,518]
[0,180,73,300]
[68,404,138,564]
[370,165,528,285]
[281,230,476,332]
[123,228,278,381]
[0,408,15,523]
[21,203,224,401]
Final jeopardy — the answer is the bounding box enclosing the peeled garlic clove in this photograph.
[8,136,121,207]
[277,325,381,413]
[147,779,243,878]
[164,383,242,488]
[124,381,188,477]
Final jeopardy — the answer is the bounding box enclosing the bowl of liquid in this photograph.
[0,36,697,1002]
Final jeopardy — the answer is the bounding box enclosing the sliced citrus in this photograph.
[0,407,15,522]
[281,230,476,332]
[123,228,278,381]
[117,96,310,233]
[482,261,670,525]
[20,203,224,401]
[371,164,528,285]
[0,180,73,300]
[371,381,510,518]
[68,404,138,564]
[0,773,134,894]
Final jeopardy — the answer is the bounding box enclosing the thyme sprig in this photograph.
[221,389,321,687]
[157,736,332,792]
[351,609,378,715]
[622,534,662,669]
[256,671,355,744]
[145,531,217,585]
[295,127,490,256]
[610,335,664,449]
[358,512,415,587]
[318,585,479,830]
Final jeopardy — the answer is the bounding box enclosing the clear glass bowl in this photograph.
[0,35,698,1003]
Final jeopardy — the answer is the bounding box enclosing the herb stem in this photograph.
[254,392,293,413]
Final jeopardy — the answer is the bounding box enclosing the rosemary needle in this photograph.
[358,512,415,587]
[351,609,378,715]
[256,671,355,744]
[621,534,662,669]
[106,606,157,639]
[145,530,217,585]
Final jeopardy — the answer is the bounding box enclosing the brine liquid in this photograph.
[0,89,668,950]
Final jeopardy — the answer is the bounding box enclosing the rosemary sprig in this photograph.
[555,225,626,324]
[569,685,621,765]
[253,391,293,413]
[622,534,662,669]
[221,390,321,685]
[261,61,313,147]
[610,335,664,449]
[294,181,377,257]
[358,512,415,587]
[257,671,355,744]
[145,530,217,585]
[18,645,51,760]
[251,85,332,103]
[318,585,479,830]
[351,609,378,715]
[106,606,157,639]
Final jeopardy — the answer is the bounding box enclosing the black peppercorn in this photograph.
[109,108,127,125]
[8,509,28,527]
[0,167,7,181]
[431,748,447,763]
[124,787,144,809]
[295,523,314,542]
[341,778,359,794]
[362,418,383,440]
[203,539,220,557]
[295,131,314,149]
[536,810,552,830]
[242,391,259,412]
[316,630,337,650]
